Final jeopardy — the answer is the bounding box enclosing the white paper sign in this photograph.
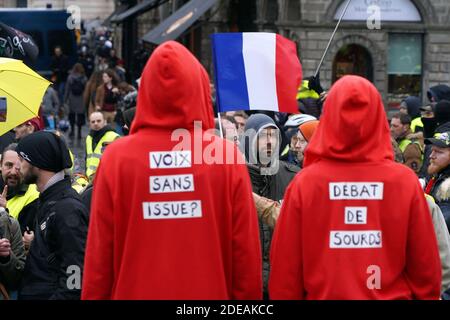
[143,200,202,219]
[150,174,194,193]
[329,182,383,200]
[330,230,382,249]
[149,150,191,169]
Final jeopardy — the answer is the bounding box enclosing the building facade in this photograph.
[1,0,115,20]
[130,0,450,111]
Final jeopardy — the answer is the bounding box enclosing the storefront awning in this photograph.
[103,4,130,25]
[111,0,168,24]
[142,0,218,45]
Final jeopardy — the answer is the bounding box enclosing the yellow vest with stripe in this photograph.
[411,117,424,133]
[86,131,119,178]
[6,184,39,219]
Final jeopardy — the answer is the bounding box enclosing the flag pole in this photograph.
[217,112,224,139]
[314,0,352,77]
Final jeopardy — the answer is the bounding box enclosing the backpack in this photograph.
[71,77,85,96]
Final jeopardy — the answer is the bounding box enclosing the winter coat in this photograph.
[50,54,69,84]
[41,86,60,116]
[425,166,450,234]
[270,75,441,300]
[240,113,299,298]
[18,177,88,300]
[425,195,450,294]
[0,209,25,292]
[64,73,87,114]
[81,41,262,300]
[95,84,119,112]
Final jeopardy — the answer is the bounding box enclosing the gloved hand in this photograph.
[308,73,324,95]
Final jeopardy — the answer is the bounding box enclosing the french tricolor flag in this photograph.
[212,32,302,113]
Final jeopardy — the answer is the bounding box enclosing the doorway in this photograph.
[332,44,374,83]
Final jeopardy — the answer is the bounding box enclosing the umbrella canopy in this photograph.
[0,57,50,136]
[0,22,39,63]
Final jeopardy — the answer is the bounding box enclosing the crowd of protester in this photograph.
[0,37,450,300]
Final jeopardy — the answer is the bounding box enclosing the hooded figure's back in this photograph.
[82,41,262,300]
[270,75,441,300]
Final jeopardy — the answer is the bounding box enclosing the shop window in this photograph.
[387,34,422,109]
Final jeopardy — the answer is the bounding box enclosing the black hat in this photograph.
[434,100,450,125]
[16,131,72,172]
[425,131,450,148]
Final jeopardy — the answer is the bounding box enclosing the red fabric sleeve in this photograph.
[405,186,442,300]
[81,161,115,300]
[269,182,305,299]
[231,157,263,300]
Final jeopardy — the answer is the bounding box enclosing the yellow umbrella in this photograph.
[0,57,51,136]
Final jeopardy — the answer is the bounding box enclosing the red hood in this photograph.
[131,41,215,133]
[304,75,393,166]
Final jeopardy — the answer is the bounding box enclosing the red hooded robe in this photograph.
[269,75,441,300]
[81,41,262,300]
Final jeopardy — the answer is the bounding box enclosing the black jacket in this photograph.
[18,177,88,300]
[50,54,69,84]
[426,166,450,234]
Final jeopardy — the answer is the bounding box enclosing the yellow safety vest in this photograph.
[6,184,39,219]
[398,138,413,153]
[411,117,424,133]
[296,80,320,100]
[86,131,120,178]
[72,176,90,194]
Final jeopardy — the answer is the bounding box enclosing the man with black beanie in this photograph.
[16,131,88,300]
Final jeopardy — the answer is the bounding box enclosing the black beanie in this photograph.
[16,131,72,172]
[434,100,450,126]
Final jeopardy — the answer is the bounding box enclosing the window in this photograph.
[287,0,300,21]
[387,34,423,109]
[16,0,27,8]
[265,0,278,23]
